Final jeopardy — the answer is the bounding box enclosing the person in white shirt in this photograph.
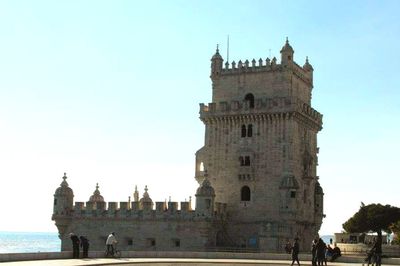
[106,232,117,256]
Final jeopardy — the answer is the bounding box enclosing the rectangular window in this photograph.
[173,239,180,247]
[290,191,296,198]
[147,238,156,247]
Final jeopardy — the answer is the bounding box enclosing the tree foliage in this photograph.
[343,203,400,235]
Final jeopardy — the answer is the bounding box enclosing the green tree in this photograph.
[343,203,400,237]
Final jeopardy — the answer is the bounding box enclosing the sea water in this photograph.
[0,232,60,253]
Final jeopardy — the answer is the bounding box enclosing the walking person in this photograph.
[80,235,90,258]
[316,238,326,266]
[69,233,80,259]
[371,235,382,266]
[291,237,300,266]
[311,238,318,266]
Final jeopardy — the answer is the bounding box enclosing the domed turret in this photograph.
[139,185,154,210]
[314,181,324,217]
[280,37,294,65]
[211,45,223,78]
[53,173,74,215]
[303,56,313,71]
[195,171,215,215]
[89,183,104,202]
[196,177,216,197]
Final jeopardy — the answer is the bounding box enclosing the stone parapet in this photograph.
[199,97,322,130]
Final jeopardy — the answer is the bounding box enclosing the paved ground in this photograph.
[0,258,367,266]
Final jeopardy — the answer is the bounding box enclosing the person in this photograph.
[331,243,341,262]
[80,235,89,258]
[371,235,382,266]
[69,233,80,259]
[316,238,326,266]
[311,238,318,266]
[106,232,117,256]
[291,237,300,266]
[285,239,292,254]
[325,244,333,265]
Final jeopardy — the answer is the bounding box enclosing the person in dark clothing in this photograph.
[331,244,341,262]
[69,233,80,259]
[316,238,326,266]
[311,238,318,266]
[79,236,89,258]
[371,236,382,266]
[291,237,300,266]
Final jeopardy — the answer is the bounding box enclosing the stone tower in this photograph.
[195,39,324,251]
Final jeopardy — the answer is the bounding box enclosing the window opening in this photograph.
[241,186,251,201]
[247,124,253,137]
[241,125,247,137]
[244,156,250,166]
[245,93,255,108]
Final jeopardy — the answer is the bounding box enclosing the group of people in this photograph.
[69,233,90,259]
[365,236,382,266]
[69,232,118,259]
[311,238,341,266]
[284,237,341,266]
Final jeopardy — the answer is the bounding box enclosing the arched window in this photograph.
[241,186,251,201]
[245,93,255,108]
[241,125,247,137]
[247,124,253,137]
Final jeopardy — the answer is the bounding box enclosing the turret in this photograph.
[195,171,215,216]
[139,185,154,211]
[133,185,139,202]
[303,56,314,81]
[53,173,74,215]
[280,37,294,66]
[88,183,105,210]
[210,45,223,79]
[314,181,324,217]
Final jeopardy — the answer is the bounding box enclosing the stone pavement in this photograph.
[0,258,367,266]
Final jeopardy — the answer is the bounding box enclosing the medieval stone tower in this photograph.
[195,38,324,251]
[52,38,324,253]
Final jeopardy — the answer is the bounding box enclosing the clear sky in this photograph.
[0,0,399,235]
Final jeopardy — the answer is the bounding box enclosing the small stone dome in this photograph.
[279,174,299,189]
[303,56,314,71]
[139,185,153,204]
[54,173,74,197]
[211,45,223,61]
[196,177,215,197]
[89,183,104,202]
[280,37,294,54]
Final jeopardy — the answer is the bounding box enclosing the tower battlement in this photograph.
[58,200,227,220]
[200,97,322,130]
[219,58,312,85]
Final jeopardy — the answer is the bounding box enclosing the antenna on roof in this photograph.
[227,35,230,63]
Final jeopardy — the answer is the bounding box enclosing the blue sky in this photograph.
[0,1,399,235]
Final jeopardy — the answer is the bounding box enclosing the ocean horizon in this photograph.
[0,231,334,254]
[0,231,60,254]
